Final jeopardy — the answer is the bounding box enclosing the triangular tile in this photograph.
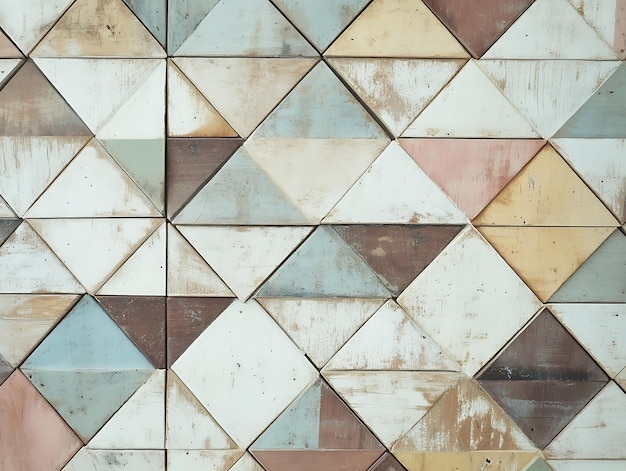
[395,451,539,471]
[547,460,624,471]
[570,0,626,58]
[526,459,556,471]
[258,226,390,297]
[25,139,159,218]
[167,225,233,297]
[166,370,238,450]
[88,369,164,449]
[259,298,386,368]
[173,146,308,225]
[402,60,539,138]
[166,296,234,367]
[179,226,312,301]
[252,62,387,139]
[32,0,165,57]
[0,196,14,217]
[549,229,626,302]
[479,60,620,138]
[325,300,460,371]
[544,382,626,459]
[0,218,20,245]
[29,218,160,293]
[175,58,316,138]
[97,296,166,369]
[483,0,617,59]
[272,0,370,51]
[174,0,316,57]
[551,304,626,378]
[0,30,21,57]
[0,355,11,386]
[0,371,82,470]
[166,138,241,219]
[553,138,626,223]
[230,453,266,471]
[398,226,542,375]
[479,227,614,301]
[324,371,461,448]
[246,138,388,223]
[97,224,166,296]
[555,63,626,138]
[168,450,244,470]
[328,58,465,136]
[0,222,83,294]
[0,294,78,366]
[474,145,619,226]
[166,0,220,54]
[422,0,535,57]
[35,57,160,133]
[400,139,545,220]
[63,449,165,470]
[0,61,91,136]
[0,59,22,87]
[368,453,408,471]
[0,0,75,53]
[325,0,469,58]
[123,0,166,48]
[167,61,237,138]
[334,225,464,295]
[324,142,467,224]
[618,368,626,391]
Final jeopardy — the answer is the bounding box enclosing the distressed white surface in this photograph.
[63,449,165,470]
[88,370,165,449]
[398,227,542,375]
[172,300,318,447]
[324,142,466,224]
[229,453,265,471]
[483,0,617,59]
[617,367,626,389]
[545,382,626,459]
[0,196,14,217]
[0,59,21,87]
[167,450,243,471]
[569,0,623,56]
[549,460,626,470]
[179,226,312,301]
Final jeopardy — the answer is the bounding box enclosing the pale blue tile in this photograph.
[123,0,167,48]
[167,0,220,54]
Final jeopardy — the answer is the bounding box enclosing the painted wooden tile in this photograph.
[324,300,460,371]
[63,449,165,470]
[0,355,10,385]
[550,304,626,378]
[550,229,626,302]
[0,294,78,366]
[548,461,626,471]
[166,370,238,450]
[401,139,544,220]
[251,451,385,471]
[368,453,408,471]
[0,30,21,57]
[179,226,312,301]
[0,222,83,294]
[479,60,620,138]
[544,382,626,459]
[88,369,165,449]
[397,226,542,375]
[0,218,19,245]
[555,64,626,138]
[246,138,388,223]
[0,197,14,217]
[173,146,308,225]
[325,0,469,58]
[483,0,617,59]
[166,297,234,367]
[570,0,626,58]
[334,225,464,295]
[29,218,161,293]
[395,451,539,471]
[272,0,370,51]
[167,0,219,54]
[123,0,166,48]
[26,139,160,218]
[553,138,626,223]
[175,58,316,138]
[97,296,166,369]
[0,0,74,53]
[402,61,539,138]
[324,371,462,447]
[171,300,318,447]
[617,368,626,390]
[31,0,165,58]
[257,226,390,297]
[422,0,535,58]
[258,298,386,368]
[474,145,619,227]
[0,371,82,470]
[526,459,556,471]
[167,61,237,138]
[0,59,21,87]
[167,225,233,297]
[324,142,467,224]
[34,57,160,133]
[230,453,266,471]
[167,450,243,471]
[478,227,614,301]
[328,58,465,136]
[174,0,316,57]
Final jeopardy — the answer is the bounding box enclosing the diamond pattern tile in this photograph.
[0,1,624,467]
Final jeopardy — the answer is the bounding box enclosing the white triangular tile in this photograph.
[167,450,243,471]
[548,460,626,471]
[228,453,265,471]
[569,0,626,58]
[0,59,21,87]
[63,449,165,470]
[0,196,15,217]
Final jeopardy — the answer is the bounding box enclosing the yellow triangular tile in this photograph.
[325,0,469,58]
[394,451,539,471]
[474,145,620,226]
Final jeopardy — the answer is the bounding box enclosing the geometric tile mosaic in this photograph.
[1,0,625,468]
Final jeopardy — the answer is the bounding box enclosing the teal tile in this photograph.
[258,226,390,297]
[123,0,167,48]
[253,62,387,139]
[167,0,220,54]
[526,459,555,471]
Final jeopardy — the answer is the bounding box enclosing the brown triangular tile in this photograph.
[368,452,408,471]
[0,219,20,246]
[252,450,384,471]
[0,30,21,58]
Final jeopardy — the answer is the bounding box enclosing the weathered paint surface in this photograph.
[63,448,165,470]
[167,450,243,471]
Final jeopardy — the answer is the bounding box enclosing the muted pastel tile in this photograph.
[167,450,243,471]
[167,0,219,54]
[0,30,21,57]
[368,453,408,471]
[123,0,166,47]
[251,451,385,471]
[0,218,19,245]
[0,59,21,87]
[395,451,539,471]
[63,448,165,470]
[548,460,626,471]
[568,0,626,57]
[0,355,10,385]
